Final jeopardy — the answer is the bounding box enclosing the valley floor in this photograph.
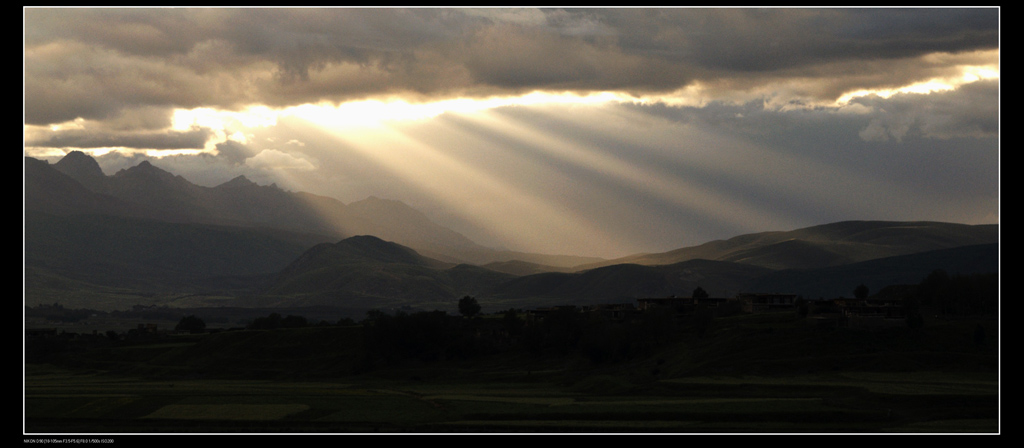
[24,364,998,434]
[24,312,1000,435]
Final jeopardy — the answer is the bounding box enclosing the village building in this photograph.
[737,293,799,313]
[636,297,692,311]
[585,303,637,320]
[524,305,579,323]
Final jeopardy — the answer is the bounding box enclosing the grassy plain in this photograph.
[24,312,999,434]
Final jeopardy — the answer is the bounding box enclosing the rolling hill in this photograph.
[24,153,999,313]
[744,243,999,300]
[485,259,774,305]
[574,220,998,271]
[261,235,515,308]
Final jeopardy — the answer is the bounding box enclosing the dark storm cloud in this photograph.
[563,8,998,72]
[25,7,999,127]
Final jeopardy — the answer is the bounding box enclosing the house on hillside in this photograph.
[636,296,692,311]
[636,296,740,318]
[586,303,636,320]
[694,297,733,308]
[525,305,579,323]
[737,293,798,313]
[839,297,908,329]
[809,297,909,330]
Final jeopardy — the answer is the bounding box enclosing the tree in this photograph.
[249,312,282,330]
[853,283,870,300]
[364,309,387,323]
[458,296,481,318]
[280,314,308,328]
[692,286,709,299]
[176,315,206,334]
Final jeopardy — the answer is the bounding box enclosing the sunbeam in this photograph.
[296,111,631,257]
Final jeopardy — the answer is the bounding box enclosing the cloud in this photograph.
[23,8,1000,257]
[244,149,316,171]
[854,78,998,142]
[25,124,212,150]
[25,8,999,126]
[214,139,256,165]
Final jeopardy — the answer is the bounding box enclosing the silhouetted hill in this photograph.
[467,250,605,269]
[52,150,108,193]
[444,264,518,296]
[745,243,1000,300]
[24,153,999,313]
[483,241,998,307]
[24,210,324,293]
[263,236,513,308]
[106,160,215,223]
[278,235,447,277]
[344,196,483,261]
[486,271,576,300]
[25,157,144,218]
[578,221,998,271]
[487,259,774,305]
[482,259,572,276]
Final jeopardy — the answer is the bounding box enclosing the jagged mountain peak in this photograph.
[25,152,522,265]
[113,160,184,184]
[53,151,107,189]
[216,175,257,189]
[55,150,102,170]
[116,159,162,174]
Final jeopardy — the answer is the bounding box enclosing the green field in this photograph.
[24,312,999,434]
[24,366,998,433]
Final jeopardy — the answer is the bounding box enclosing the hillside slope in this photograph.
[27,153,600,267]
[576,221,998,271]
[262,235,514,308]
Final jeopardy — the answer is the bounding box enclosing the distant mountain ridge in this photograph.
[745,243,999,300]
[575,220,998,271]
[25,157,141,218]
[24,210,324,291]
[26,152,600,267]
[262,236,998,311]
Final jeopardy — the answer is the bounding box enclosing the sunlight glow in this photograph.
[23,146,83,159]
[459,106,800,234]
[171,106,280,132]
[317,120,626,256]
[282,91,634,130]
[836,63,999,105]
[48,117,87,132]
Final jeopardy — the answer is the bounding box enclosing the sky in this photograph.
[23,7,1000,259]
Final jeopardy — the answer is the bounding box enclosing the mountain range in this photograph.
[24,152,999,313]
[26,151,601,267]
